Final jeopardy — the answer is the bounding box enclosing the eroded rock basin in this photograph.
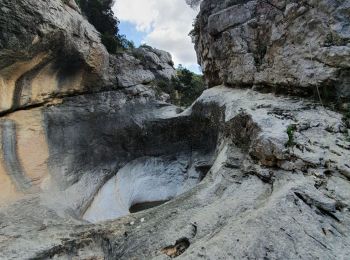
[83,154,212,223]
[0,87,219,219]
[22,89,219,222]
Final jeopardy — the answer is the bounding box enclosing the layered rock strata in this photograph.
[0,0,349,259]
[192,0,350,105]
[0,0,175,115]
[0,0,177,207]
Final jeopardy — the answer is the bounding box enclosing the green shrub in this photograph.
[75,0,133,53]
[155,65,206,107]
[286,125,297,147]
[345,109,350,119]
[324,33,347,47]
[345,131,350,143]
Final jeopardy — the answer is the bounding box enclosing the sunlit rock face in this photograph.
[0,0,109,114]
[0,0,176,208]
[0,0,176,115]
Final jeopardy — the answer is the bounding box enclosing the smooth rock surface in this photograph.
[83,155,209,223]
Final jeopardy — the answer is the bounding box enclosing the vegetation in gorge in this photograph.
[286,124,297,147]
[186,0,202,8]
[154,65,206,107]
[74,0,134,53]
[343,108,350,143]
[345,108,350,120]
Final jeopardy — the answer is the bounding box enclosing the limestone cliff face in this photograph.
[193,0,350,104]
[0,1,350,260]
[0,0,176,206]
[0,0,109,113]
[0,0,175,114]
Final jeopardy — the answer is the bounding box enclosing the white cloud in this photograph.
[113,0,199,70]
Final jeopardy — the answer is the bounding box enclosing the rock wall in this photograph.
[1,86,350,259]
[0,0,177,207]
[0,0,350,259]
[193,0,350,104]
[0,0,175,115]
[0,0,109,113]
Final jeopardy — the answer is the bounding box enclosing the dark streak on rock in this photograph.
[12,58,53,111]
[303,229,330,250]
[0,119,31,191]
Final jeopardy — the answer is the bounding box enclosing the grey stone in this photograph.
[193,0,350,104]
[1,87,349,259]
[0,0,350,259]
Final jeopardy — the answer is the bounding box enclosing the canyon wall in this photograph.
[193,0,350,105]
[0,0,177,206]
[0,0,349,259]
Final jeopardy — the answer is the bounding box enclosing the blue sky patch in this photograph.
[118,21,147,47]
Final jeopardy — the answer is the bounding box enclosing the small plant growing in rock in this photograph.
[324,32,346,47]
[131,48,148,63]
[342,107,350,128]
[345,109,350,120]
[140,43,153,50]
[286,124,297,147]
[345,132,350,143]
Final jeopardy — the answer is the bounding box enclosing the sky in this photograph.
[113,0,201,74]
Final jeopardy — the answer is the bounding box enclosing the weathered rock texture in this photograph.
[0,0,177,206]
[0,0,175,114]
[0,0,350,260]
[193,0,350,103]
[1,86,350,259]
[0,0,109,113]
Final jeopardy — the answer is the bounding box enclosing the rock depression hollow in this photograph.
[83,155,211,223]
[38,90,219,222]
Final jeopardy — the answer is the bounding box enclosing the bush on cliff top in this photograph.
[75,0,134,53]
[155,65,206,107]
